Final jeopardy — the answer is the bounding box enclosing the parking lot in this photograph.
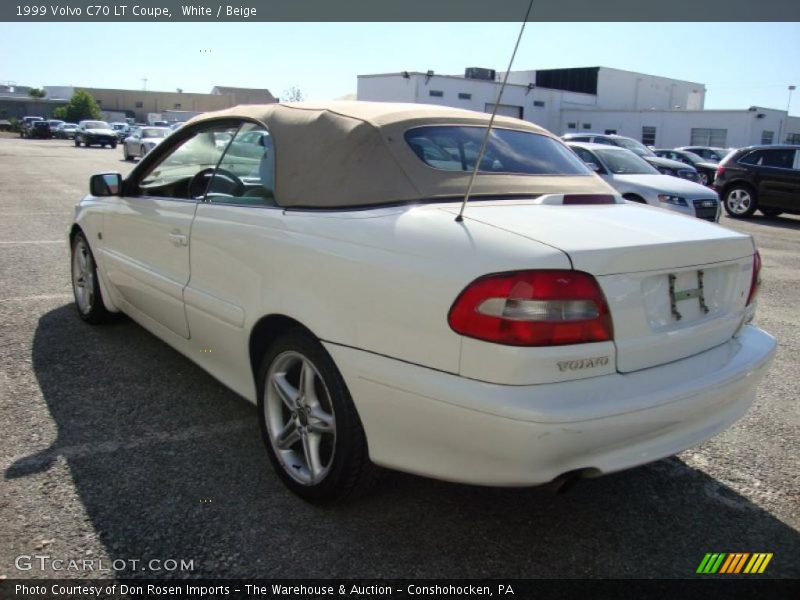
[0,134,798,579]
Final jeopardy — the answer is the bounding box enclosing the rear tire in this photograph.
[74,138,81,147]
[257,329,380,503]
[723,185,757,218]
[123,145,131,161]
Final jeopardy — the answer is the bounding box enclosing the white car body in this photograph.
[569,142,721,221]
[70,102,775,492]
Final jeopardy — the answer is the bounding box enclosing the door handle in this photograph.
[168,230,188,247]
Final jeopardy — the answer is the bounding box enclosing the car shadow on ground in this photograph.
[9,304,800,578]
[725,214,800,231]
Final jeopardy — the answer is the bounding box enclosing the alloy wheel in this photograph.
[264,351,336,485]
[72,238,95,314]
[726,188,752,215]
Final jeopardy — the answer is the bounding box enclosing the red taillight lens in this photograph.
[448,270,613,346]
[715,165,726,179]
[746,251,761,306]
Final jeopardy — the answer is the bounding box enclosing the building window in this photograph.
[787,133,800,144]
[642,126,657,146]
[690,128,727,147]
[429,90,443,98]
[567,122,577,129]
[761,130,774,145]
[135,101,143,108]
[174,103,182,109]
[533,100,545,107]
[604,129,617,135]
[582,123,592,130]
[458,92,471,100]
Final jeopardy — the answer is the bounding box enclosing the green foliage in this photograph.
[9,117,20,132]
[28,88,46,98]
[60,90,102,122]
[53,106,68,120]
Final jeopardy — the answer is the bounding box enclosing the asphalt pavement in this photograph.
[0,134,798,579]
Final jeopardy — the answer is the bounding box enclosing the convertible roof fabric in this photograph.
[188,101,611,208]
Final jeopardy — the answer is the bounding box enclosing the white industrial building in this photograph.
[358,66,800,148]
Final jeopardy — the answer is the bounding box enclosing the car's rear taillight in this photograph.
[448,270,613,346]
[715,165,726,180]
[746,251,761,306]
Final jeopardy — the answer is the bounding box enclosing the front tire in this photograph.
[71,232,110,324]
[723,185,757,218]
[257,330,378,503]
[123,144,131,161]
[74,138,81,147]
[698,172,710,186]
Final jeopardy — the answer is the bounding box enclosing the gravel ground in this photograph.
[0,136,798,580]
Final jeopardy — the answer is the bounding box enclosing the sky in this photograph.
[1,22,799,114]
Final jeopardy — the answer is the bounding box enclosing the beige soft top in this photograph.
[188,101,610,208]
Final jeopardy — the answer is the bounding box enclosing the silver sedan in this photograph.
[122,126,171,161]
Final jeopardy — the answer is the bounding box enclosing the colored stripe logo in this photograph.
[696,553,773,574]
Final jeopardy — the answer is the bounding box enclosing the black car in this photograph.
[714,145,800,218]
[29,121,52,139]
[654,149,718,186]
[562,133,699,181]
[74,120,118,148]
[676,146,730,163]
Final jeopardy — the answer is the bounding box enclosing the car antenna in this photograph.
[455,0,535,223]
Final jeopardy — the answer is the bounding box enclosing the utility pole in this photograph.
[142,78,148,91]
[785,85,795,143]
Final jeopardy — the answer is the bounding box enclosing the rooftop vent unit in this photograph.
[465,68,497,81]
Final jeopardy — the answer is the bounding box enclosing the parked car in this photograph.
[70,102,774,502]
[19,116,44,138]
[75,120,118,148]
[677,146,730,163]
[110,122,130,142]
[28,120,53,139]
[54,123,78,139]
[48,119,65,131]
[122,126,171,160]
[714,144,800,218]
[568,142,720,221]
[563,133,700,181]
[653,149,719,186]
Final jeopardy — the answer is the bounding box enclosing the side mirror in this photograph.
[90,173,122,197]
[586,162,601,173]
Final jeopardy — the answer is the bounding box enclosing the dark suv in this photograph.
[714,145,800,218]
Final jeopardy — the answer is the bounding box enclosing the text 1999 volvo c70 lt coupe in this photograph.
[70,102,775,502]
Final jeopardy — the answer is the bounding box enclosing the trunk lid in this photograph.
[445,201,755,372]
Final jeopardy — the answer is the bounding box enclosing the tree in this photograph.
[282,86,305,102]
[57,90,102,122]
[28,88,46,98]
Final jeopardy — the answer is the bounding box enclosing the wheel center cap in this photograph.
[297,406,309,426]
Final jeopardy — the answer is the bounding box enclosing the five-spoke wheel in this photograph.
[723,185,757,218]
[257,330,378,503]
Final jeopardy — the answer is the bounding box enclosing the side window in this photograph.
[739,150,764,166]
[594,137,616,146]
[137,122,238,200]
[207,122,276,206]
[761,149,795,169]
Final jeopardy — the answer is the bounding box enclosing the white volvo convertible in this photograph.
[70,102,775,502]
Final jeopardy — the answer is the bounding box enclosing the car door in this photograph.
[756,148,798,210]
[183,121,280,398]
[126,128,141,155]
[98,121,235,338]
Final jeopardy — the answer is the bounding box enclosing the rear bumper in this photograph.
[326,325,775,486]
